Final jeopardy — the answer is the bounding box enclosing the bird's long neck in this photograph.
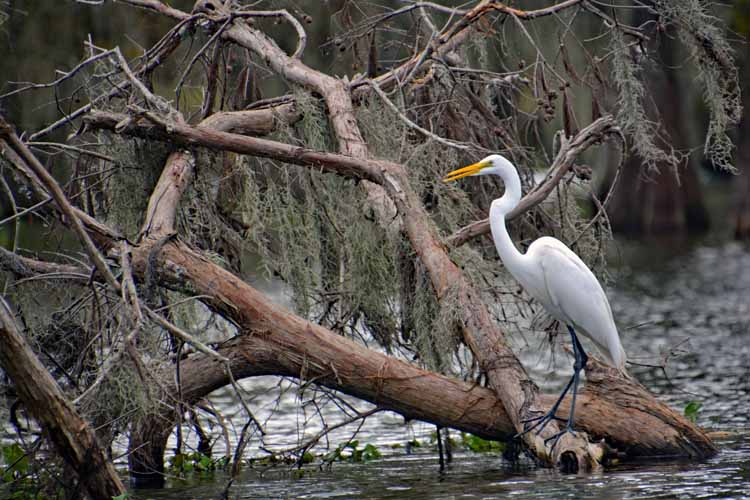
[489,169,525,270]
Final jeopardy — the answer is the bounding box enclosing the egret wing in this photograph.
[532,238,624,368]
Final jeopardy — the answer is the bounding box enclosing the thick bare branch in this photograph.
[140,150,196,241]
[124,238,715,476]
[197,102,300,135]
[83,109,383,182]
[3,247,716,465]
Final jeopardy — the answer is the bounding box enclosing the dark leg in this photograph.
[516,326,588,449]
[541,326,588,449]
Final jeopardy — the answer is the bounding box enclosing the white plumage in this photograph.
[444,154,627,444]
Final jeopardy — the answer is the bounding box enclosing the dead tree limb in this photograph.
[0,297,126,500]
[0,246,717,480]
[132,239,716,456]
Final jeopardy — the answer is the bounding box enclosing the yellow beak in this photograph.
[443,160,490,182]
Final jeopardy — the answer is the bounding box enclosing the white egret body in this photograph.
[444,154,627,443]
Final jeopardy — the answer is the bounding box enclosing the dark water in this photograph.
[130,240,750,499]
[611,241,750,428]
[138,440,750,499]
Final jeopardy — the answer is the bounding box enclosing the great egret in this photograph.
[443,154,627,446]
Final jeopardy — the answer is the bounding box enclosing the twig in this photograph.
[143,305,228,362]
[272,407,381,458]
[582,1,647,41]
[112,0,189,21]
[234,10,307,59]
[0,116,121,291]
[196,401,232,460]
[231,420,253,477]
[0,49,116,100]
[489,0,585,19]
[0,170,21,257]
[175,17,233,109]
[569,140,625,246]
[226,366,266,436]
[28,142,117,163]
[367,80,469,150]
[113,48,175,116]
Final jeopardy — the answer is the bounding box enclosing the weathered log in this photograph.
[0,298,126,499]
[123,239,716,480]
[0,235,716,477]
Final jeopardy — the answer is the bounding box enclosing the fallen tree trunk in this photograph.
[123,240,716,480]
[0,232,716,480]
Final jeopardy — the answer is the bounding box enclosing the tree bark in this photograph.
[122,238,716,481]
[0,298,126,500]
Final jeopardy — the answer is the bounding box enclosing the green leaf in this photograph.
[461,433,505,453]
[2,443,29,482]
[361,444,381,461]
[684,401,702,423]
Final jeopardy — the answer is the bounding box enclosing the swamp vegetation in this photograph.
[0,1,748,498]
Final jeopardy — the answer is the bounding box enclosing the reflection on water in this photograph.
[611,241,750,429]
[134,240,750,498]
[139,437,749,499]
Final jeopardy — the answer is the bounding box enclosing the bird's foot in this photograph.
[543,422,577,452]
[515,412,566,438]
